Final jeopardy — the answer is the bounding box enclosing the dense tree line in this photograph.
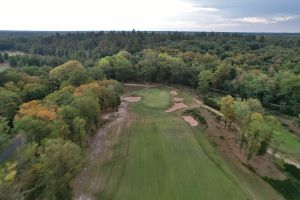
[95,48,300,115]
[2,31,298,114]
[0,60,122,199]
[2,31,299,67]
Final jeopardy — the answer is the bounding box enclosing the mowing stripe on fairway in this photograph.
[113,88,250,200]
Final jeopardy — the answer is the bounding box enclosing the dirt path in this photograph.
[193,97,223,117]
[72,101,129,200]
[123,83,156,88]
[267,149,300,169]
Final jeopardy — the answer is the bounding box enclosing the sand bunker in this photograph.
[173,97,184,103]
[122,96,141,103]
[165,103,188,113]
[182,115,198,127]
[170,90,178,96]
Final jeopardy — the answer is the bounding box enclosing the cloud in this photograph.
[235,15,298,24]
[0,0,220,31]
[272,15,298,22]
[235,17,270,24]
[192,6,219,12]
[0,0,299,32]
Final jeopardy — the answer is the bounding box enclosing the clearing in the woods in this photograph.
[97,87,250,200]
[76,86,285,200]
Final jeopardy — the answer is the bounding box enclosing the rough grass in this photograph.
[110,88,249,200]
[267,121,300,156]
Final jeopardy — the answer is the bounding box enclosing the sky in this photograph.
[0,0,299,32]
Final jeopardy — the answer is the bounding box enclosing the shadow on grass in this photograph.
[264,164,300,200]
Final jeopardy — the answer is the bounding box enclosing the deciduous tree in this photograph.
[220,95,235,128]
[197,70,213,95]
[38,138,85,199]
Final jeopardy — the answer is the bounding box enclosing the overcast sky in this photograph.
[1,0,299,32]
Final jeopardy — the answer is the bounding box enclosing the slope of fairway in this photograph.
[113,88,249,200]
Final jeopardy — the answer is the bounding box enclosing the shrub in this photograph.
[204,97,220,110]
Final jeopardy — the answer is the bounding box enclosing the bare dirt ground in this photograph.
[122,96,142,103]
[165,103,188,113]
[198,106,286,180]
[182,115,198,127]
[193,97,224,117]
[170,90,178,96]
[268,149,300,169]
[124,83,156,88]
[72,101,130,200]
[173,97,184,103]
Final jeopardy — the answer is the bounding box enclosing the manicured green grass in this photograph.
[111,88,249,200]
[138,88,171,109]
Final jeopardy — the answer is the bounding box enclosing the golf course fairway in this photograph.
[102,87,249,200]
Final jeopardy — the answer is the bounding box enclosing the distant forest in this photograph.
[1,31,300,115]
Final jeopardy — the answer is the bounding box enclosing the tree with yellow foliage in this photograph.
[220,95,235,129]
[244,112,264,160]
[0,162,18,199]
[15,100,68,143]
[17,100,57,121]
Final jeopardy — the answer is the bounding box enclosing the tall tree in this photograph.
[38,138,85,199]
[0,117,9,150]
[220,95,235,128]
[244,112,264,160]
[0,88,21,122]
[197,70,213,95]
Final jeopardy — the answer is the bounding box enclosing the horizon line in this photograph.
[0,30,300,34]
